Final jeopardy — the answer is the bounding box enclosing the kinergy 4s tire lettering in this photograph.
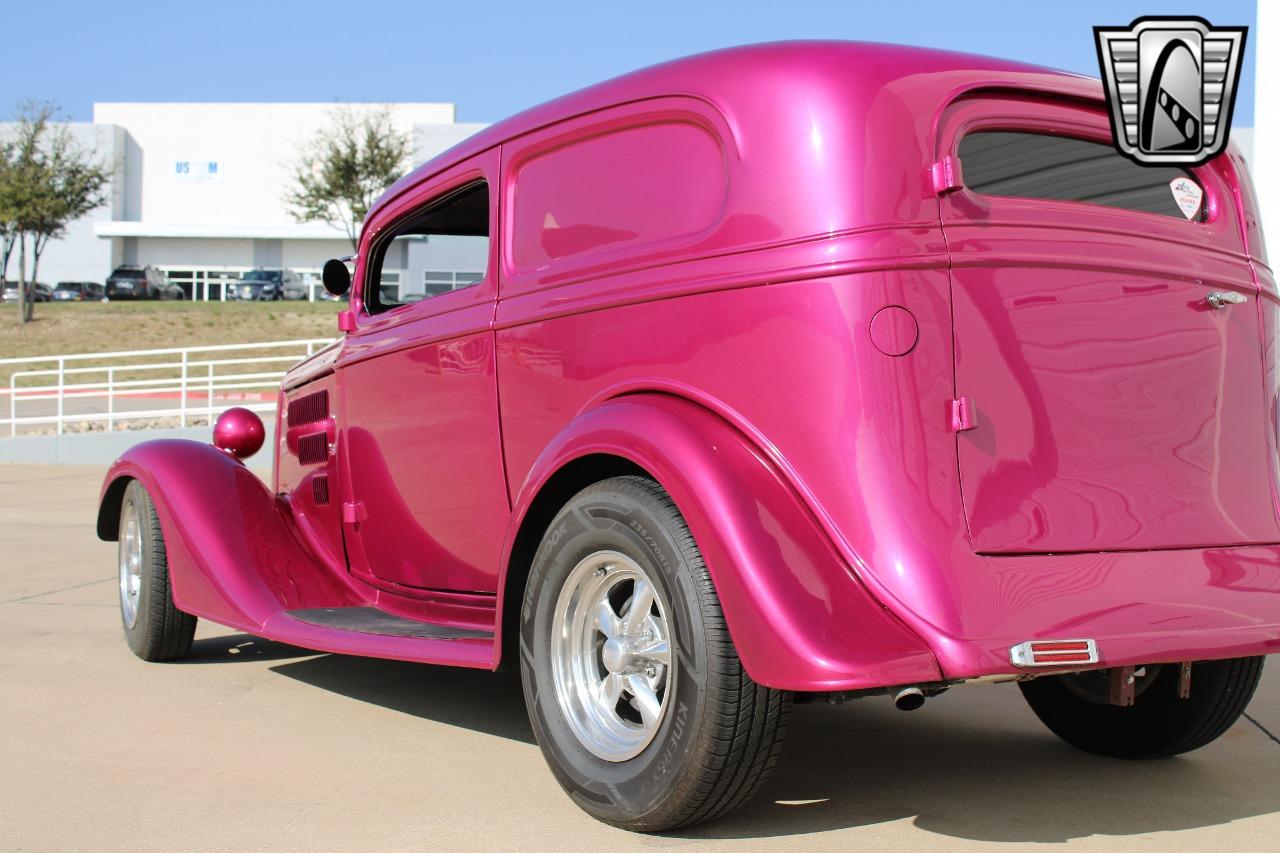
[519,475,790,831]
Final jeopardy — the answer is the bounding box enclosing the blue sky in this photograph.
[2,1,1259,125]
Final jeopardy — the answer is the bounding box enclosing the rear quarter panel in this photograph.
[493,73,971,661]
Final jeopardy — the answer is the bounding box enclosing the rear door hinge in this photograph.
[930,154,964,195]
[949,396,977,432]
[342,500,368,524]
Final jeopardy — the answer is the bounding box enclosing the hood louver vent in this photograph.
[297,433,330,465]
[311,475,331,505]
[288,389,329,426]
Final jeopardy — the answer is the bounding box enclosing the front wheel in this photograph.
[520,475,790,831]
[118,480,197,661]
[1020,657,1264,759]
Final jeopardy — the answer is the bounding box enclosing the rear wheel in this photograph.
[118,480,196,661]
[520,475,790,831]
[1020,657,1264,758]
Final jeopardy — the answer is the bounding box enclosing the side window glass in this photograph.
[958,131,1206,221]
[367,181,489,313]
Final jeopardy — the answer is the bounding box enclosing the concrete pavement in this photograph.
[2,463,1279,852]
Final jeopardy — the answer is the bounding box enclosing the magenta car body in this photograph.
[98,41,1278,829]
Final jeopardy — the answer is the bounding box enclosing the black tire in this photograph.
[520,475,790,831]
[118,480,197,661]
[1020,657,1264,759]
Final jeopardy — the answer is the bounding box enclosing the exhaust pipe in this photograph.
[893,686,926,711]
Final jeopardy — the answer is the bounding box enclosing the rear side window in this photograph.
[958,131,1205,221]
[511,122,724,271]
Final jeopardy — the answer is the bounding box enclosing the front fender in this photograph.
[498,395,940,691]
[98,440,360,632]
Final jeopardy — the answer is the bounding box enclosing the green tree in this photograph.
[0,102,111,323]
[0,134,16,284]
[284,106,411,251]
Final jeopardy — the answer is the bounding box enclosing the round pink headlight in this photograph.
[212,407,265,460]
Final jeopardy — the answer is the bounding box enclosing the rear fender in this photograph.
[97,440,360,631]
[497,394,940,691]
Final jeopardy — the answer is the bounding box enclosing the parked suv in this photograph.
[53,281,106,302]
[233,268,306,301]
[97,42,1278,833]
[105,265,171,300]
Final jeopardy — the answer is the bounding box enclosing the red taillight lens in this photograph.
[1009,639,1099,668]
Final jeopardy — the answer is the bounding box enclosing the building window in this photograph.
[422,269,486,297]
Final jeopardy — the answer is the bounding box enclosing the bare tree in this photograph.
[284,106,410,251]
[0,102,110,323]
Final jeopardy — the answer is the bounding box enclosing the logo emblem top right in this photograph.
[1095,17,1247,166]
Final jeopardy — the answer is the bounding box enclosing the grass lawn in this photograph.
[0,300,341,386]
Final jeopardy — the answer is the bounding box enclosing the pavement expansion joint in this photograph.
[1244,713,1280,748]
[1,576,114,605]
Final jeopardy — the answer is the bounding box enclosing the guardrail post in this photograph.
[207,362,214,423]
[56,357,65,436]
[8,376,15,438]
[107,367,115,432]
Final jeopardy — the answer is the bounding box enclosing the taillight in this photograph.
[1009,639,1099,668]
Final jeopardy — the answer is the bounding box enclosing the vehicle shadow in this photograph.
[179,632,319,664]
[264,652,1280,843]
[270,653,536,745]
[681,699,1280,843]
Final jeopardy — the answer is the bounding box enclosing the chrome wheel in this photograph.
[118,500,143,629]
[551,550,674,762]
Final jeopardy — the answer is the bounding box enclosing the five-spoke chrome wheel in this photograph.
[118,498,143,629]
[551,550,674,762]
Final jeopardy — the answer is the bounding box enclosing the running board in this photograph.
[287,606,493,640]
[253,607,496,669]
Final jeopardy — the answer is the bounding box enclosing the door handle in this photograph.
[1206,291,1247,309]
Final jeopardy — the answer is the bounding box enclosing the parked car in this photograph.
[52,281,106,302]
[233,269,306,301]
[105,265,170,300]
[97,42,1278,833]
[1,281,53,302]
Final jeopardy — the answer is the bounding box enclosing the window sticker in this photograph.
[1169,177,1203,220]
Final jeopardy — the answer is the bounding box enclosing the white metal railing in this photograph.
[0,338,333,436]
[154,265,486,302]
[156,266,328,302]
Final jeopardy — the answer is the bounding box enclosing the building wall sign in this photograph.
[172,159,223,183]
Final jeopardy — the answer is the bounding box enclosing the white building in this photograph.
[20,102,485,300]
